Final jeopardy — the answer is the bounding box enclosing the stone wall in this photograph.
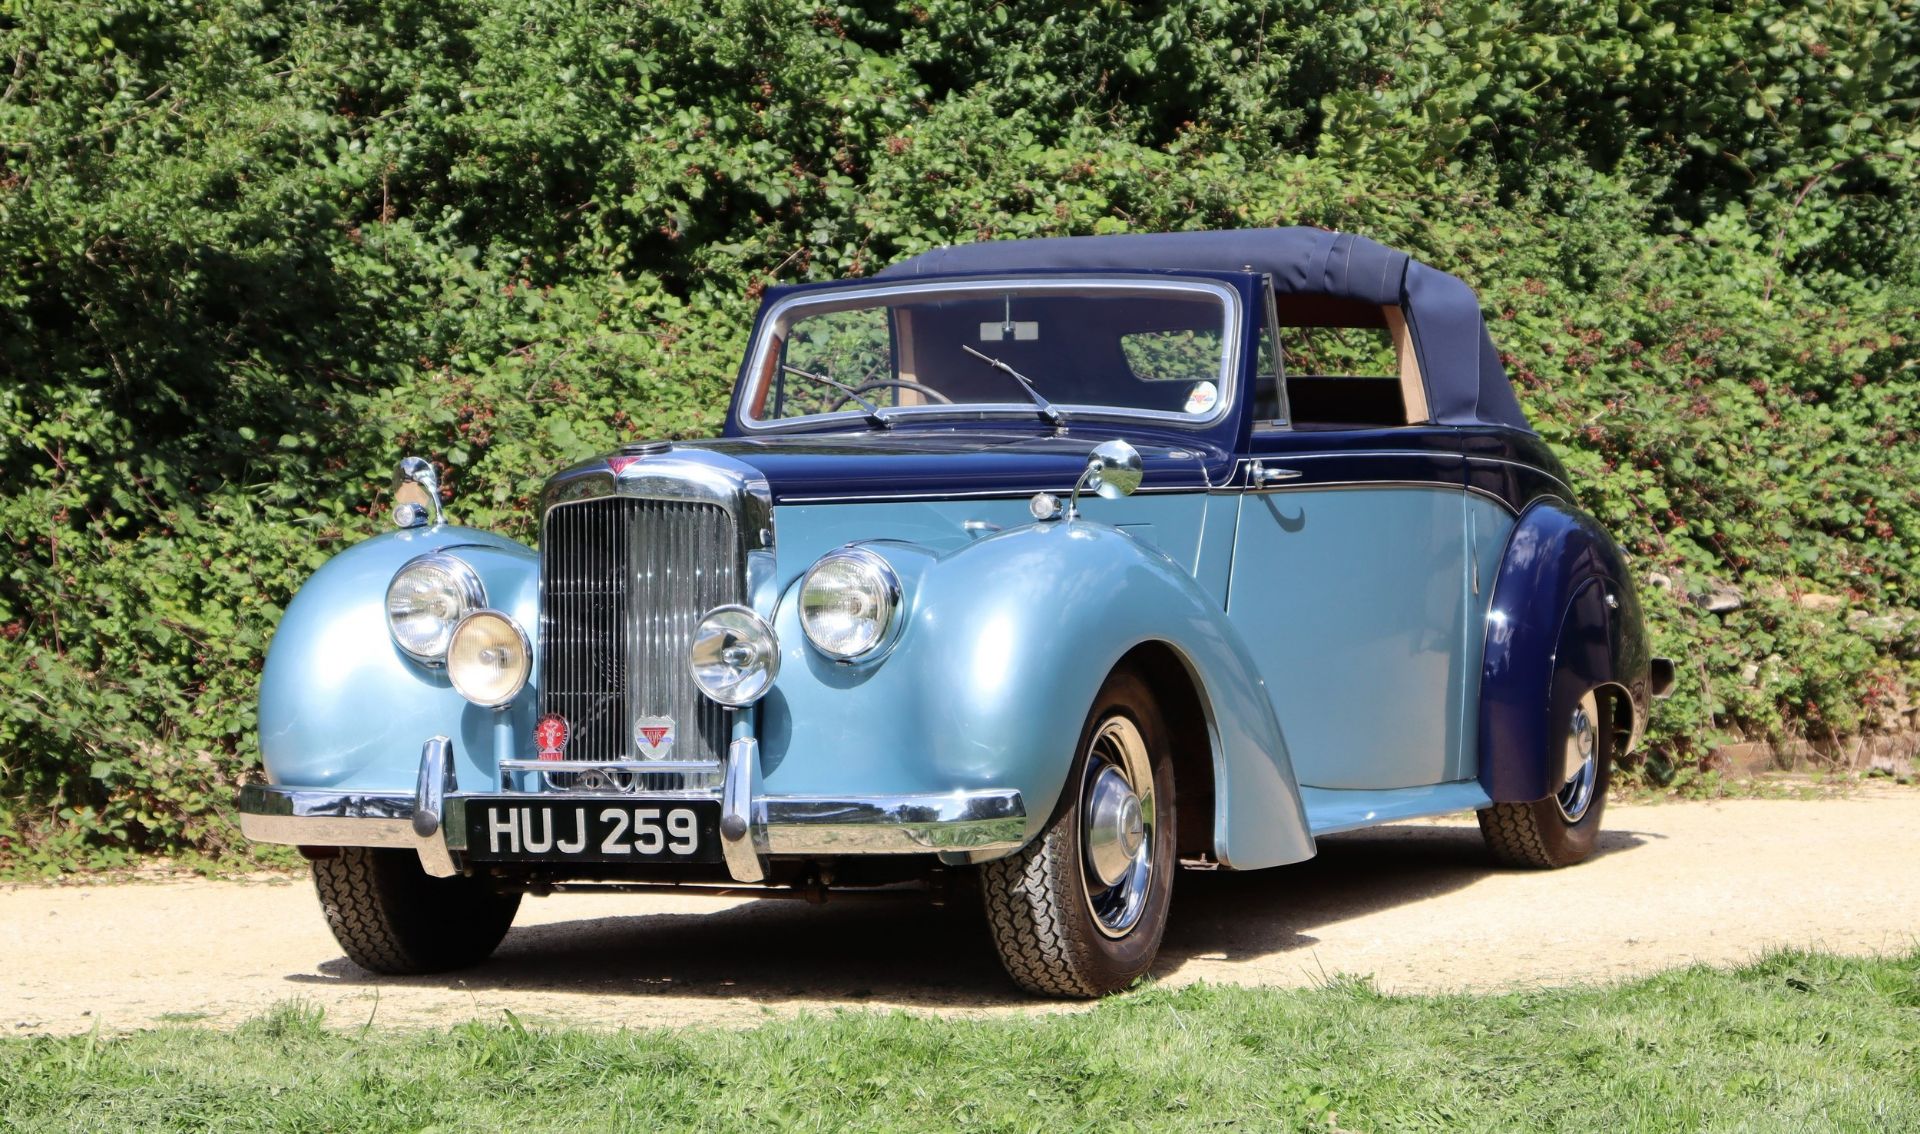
[1707,732,1920,780]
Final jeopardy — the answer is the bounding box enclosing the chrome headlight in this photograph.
[689,605,780,706]
[799,547,900,661]
[446,610,532,707]
[386,553,486,664]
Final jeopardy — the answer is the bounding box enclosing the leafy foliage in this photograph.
[1,0,1916,867]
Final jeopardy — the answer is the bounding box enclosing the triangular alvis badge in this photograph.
[634,715,675,759]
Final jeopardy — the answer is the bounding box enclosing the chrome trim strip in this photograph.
[1203,448,1571,498]
[497,758,723,774]
[239,783,413,825]
[1243,450,1573,501]
[1228,475,1522,515]
[777,484,1203,504]
[760,790,1027,853]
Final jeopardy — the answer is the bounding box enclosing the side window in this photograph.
[1273,301,1429,428]
[1253,295,1285,424]
[1283,324,1397,378]
[768,308,893,418]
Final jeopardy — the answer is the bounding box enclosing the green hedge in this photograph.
[2,1,1916,870]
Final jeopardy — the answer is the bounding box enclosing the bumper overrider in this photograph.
[238,735,1027,880]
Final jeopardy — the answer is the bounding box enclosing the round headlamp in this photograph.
[799,547,901,661]
[689,605,780,706]
[446,610,532,707]
[386,554,486,664]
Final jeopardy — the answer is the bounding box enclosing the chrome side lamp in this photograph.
[392,456,446,529]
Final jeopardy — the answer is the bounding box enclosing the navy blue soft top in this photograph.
[880,228,1528,431]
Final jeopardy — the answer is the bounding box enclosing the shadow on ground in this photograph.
[287,821,1647,1007]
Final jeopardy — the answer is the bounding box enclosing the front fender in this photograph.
[1479,499,1651,801]
[258,525,539,793]
[757,518,1313,868]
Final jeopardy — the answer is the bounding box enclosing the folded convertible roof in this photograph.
[879,227,1529,431]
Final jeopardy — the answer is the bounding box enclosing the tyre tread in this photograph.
[981,832,1099,998]
[311,847,517,975]
[1477,801,1557,868]
[979,668,1174,999]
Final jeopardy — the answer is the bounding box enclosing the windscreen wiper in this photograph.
[960,345,1066,428]
[780,364,893,428]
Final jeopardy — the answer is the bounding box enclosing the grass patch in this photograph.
[3,951,1915,1132]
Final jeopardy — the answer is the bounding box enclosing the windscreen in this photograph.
[742,281,1235,426]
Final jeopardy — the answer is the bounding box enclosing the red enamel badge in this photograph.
[607,456,641,474]
[534,714,569,761]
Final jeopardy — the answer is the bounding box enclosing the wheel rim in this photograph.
[1079,715,1156,939]
[1555,691,1600,823]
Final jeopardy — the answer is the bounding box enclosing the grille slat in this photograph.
[540,497,742,782]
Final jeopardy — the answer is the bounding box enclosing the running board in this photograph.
[1297,782,1494,837]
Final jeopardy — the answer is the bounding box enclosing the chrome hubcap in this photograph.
[1084,767,1146,887]
[1080,716,1155,938]
[1556,691,1600,823]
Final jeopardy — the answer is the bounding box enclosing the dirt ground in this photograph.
[5,791,1916,1035]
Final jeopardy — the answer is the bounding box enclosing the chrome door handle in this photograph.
[1249,461,1303,486]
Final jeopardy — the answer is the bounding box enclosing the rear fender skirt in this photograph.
[1478,499,1652,802]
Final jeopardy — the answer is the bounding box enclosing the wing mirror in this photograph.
[392,456,446,529]
[1062,439,1143,519]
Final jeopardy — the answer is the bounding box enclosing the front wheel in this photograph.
[312,847,521,974]
[1479,689,1613,868]
[981,669,1176,997]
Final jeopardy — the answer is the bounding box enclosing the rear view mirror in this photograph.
[979,321,1039,342]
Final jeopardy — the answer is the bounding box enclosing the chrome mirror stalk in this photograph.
[392,456,446,528]
[1067,439,1144,518]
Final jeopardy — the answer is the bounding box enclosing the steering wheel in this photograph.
[827,380,955,412]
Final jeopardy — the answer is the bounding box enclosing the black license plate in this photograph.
[465,799,723,863]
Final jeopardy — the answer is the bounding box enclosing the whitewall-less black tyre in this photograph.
[981,669,1176,997]
[311,847,521,975]
[1479,688,1613,868]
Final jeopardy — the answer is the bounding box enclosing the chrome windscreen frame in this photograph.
[735,275,1246,435]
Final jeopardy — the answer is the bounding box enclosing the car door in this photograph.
[1224,299,1476,790]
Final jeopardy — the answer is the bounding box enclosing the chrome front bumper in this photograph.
[238,736,1028,880]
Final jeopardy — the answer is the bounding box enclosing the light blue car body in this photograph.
[259,474,1528,870]
[256,234,1659,882]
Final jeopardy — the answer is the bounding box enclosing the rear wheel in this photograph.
[1479,689,1613,868]
[982,670,1176,997]
[311,847,521,974]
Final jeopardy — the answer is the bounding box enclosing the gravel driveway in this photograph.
[5,791,1915,1034]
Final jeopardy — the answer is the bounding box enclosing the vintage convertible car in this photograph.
[240,228,1674,996]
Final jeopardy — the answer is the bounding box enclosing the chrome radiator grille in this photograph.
[539,497,743,783]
